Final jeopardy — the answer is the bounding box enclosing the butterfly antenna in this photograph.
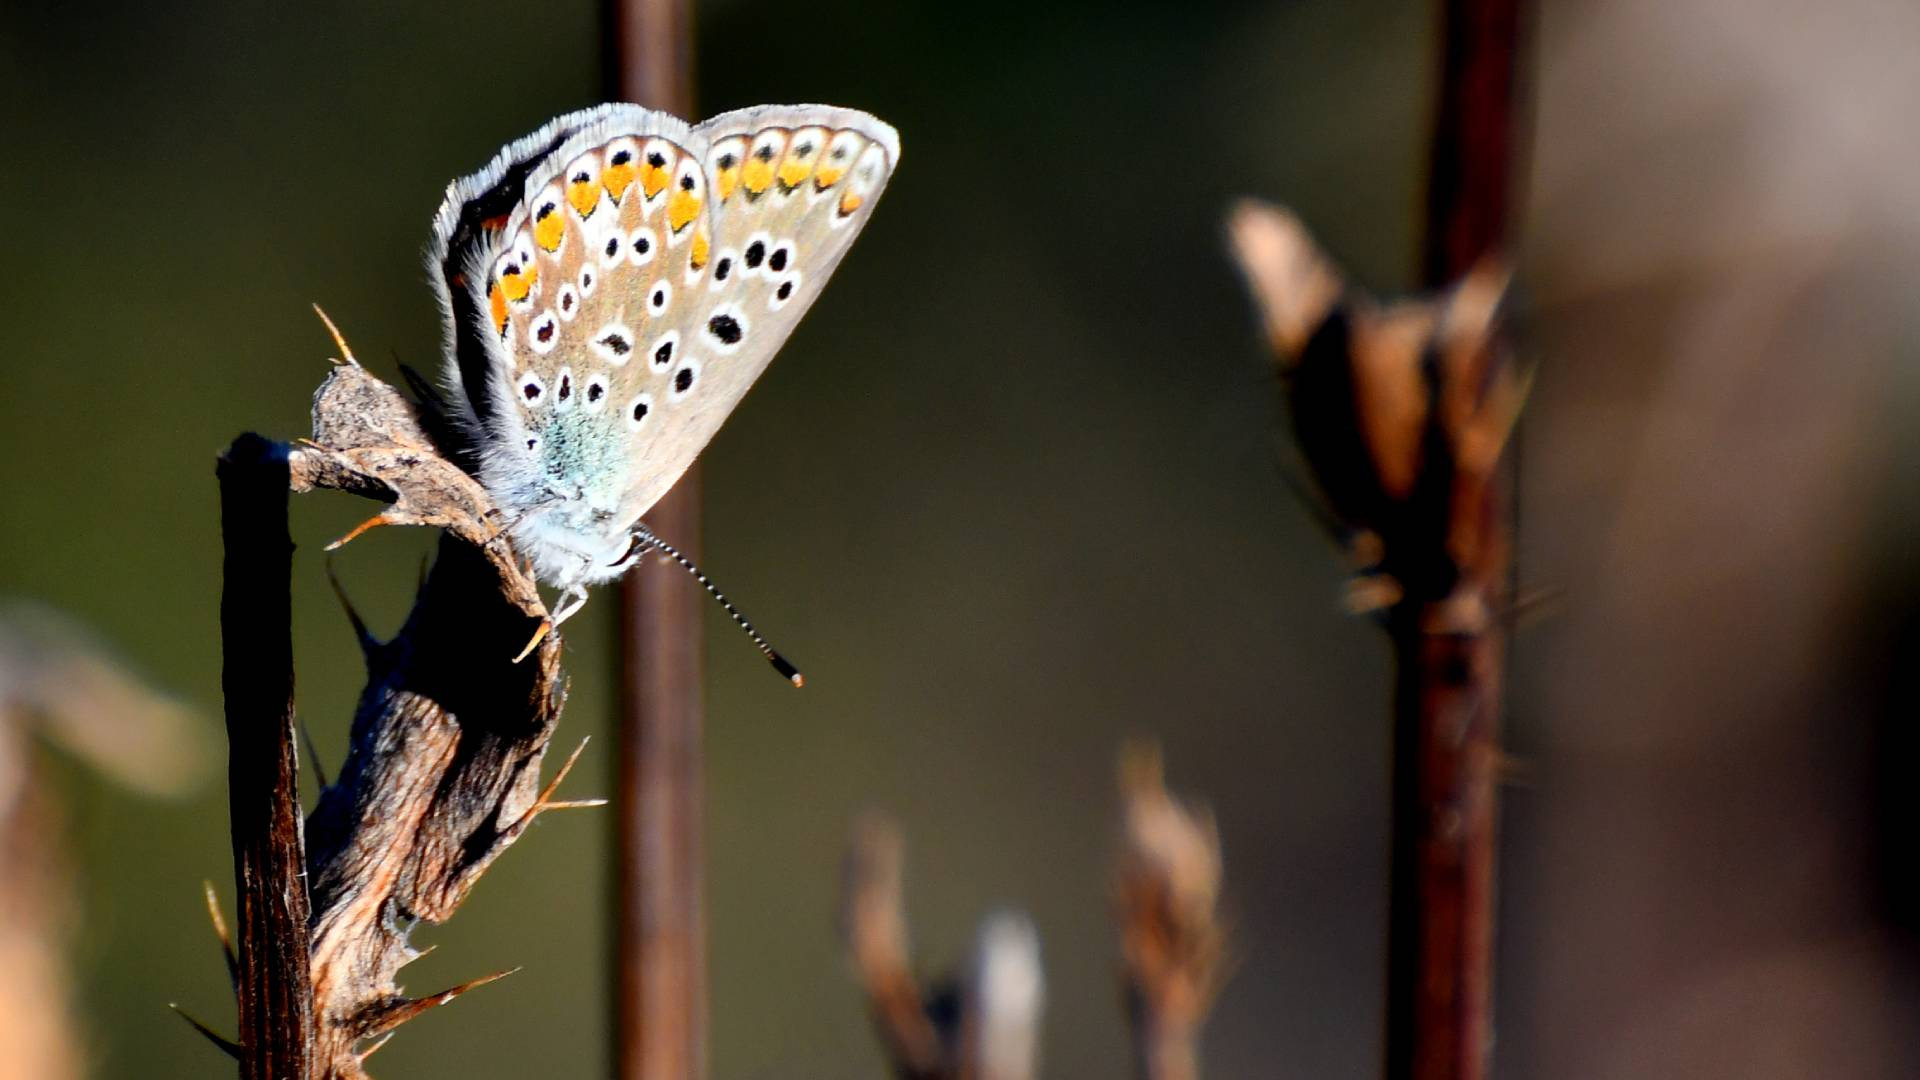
[618,533,804,688]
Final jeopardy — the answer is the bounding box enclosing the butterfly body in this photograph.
[426,103,899,610]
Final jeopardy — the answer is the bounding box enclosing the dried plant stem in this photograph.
[608,2,706,1077]
[1388,1,1525,1077]
[841,815,1045,1080]
[218,433,317,1080]
[1384,615,1505,1080]
[1115,747,1224,1080]
[202,353,578,1079]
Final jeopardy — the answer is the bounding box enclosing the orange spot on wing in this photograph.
[690,228,711,269]
[641,158,671,199]
[838,191,865,217]
[603,162,636,203]
[533,210,565,253]
[567,177,599,218]
[742,157,775,196]
[488,282,510,335]
[813,164,846,189]
[667,189,702,233]
[716,164,740,201]
[777,155,813,190]
[500,264,534,303]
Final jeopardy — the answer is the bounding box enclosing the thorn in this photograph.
[357,1031,397,1063]
[539,798,611,811]
[202,881,237,992]
[312,303,361,367]
[538,737,591,803]
[299,719,330,791]
[170,1003,242,1060]
[520,738,607,824]
[360,967,523,1038]
[325,556,378,656]
[512,619,552,664]
[326,513,390,551]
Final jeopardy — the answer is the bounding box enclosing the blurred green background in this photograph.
[1,1,1425,1076]
[7,0,1918,1077]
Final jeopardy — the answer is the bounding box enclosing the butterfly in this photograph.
[421,103,899,670]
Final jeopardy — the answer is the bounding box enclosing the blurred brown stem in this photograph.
[1115,747,1224,1080]
[1386,0,1525,1076]
[841,815,1046,1080]
[608,2,707,1078]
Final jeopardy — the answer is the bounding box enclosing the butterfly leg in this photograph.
[550,585,592,626]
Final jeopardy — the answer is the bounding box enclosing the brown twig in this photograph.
[843,815,946,1078]
[1115,746,1225,1080]
[294,361,569,1078]
[840,815,1045,1080]
[219,432,317,1080]
[607,3,707,1077]
[199,348,581,1077]
[1226,192,1523,1080]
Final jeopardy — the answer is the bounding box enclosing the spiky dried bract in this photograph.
[842,813,946,1078]
[1225,200,1525,627]
[840,815,1047,1080]
[1116,746,1224,1080]
[268,358,584,1077]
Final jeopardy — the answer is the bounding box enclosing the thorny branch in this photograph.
[203,321,598,1079]
[1226,202,1524,1080]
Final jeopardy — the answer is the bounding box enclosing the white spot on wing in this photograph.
[529,310,560,354]
[590,322,635,365]
[626,391,654,429]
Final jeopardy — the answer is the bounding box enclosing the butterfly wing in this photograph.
[430,103,898,588]
[630,103,900,520]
